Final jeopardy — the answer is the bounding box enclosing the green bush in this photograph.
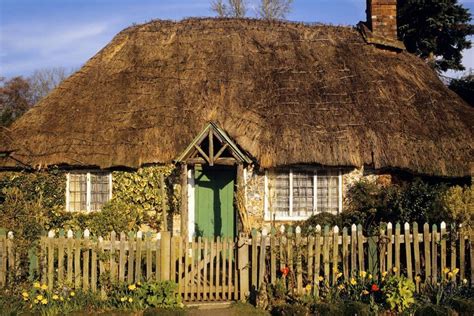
[450,298,474,316]
[415,304,457,316]
[108,281,183,310]
[271,303,308,316]
[342,301,371,316]
[310,302,344,316]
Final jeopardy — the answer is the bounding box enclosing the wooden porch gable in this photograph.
[176,122,252,166]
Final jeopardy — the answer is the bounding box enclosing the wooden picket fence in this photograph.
[0,222,473,302]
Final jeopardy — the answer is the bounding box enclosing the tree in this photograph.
[257,0,293,20]
[29,67,68,104]
[449,70,474,106]
[211,0,246,18]
[0,67,69,127]
[398,0,473,72]
[0,76,33,127]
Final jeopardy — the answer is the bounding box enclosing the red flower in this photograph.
[280,267,290,277]
[371,284,380,292]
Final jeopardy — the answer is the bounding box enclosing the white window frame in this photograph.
[264,168,342,221]
[66,171,113,212]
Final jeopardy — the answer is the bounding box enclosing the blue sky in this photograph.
[0,0,473,78]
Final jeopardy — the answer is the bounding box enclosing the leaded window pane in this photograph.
[69,173,87,211]
[91,174,110,211]
[273,172,289,217]
[317,170,339,214]
[293,172,314,217]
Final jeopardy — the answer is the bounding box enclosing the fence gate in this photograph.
[176,236,238,302]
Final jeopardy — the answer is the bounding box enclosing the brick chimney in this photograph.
[366,0,398,40]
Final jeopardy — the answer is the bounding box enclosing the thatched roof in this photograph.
[1,18,473,177]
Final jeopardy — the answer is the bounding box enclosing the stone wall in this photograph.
[244,165,266,228]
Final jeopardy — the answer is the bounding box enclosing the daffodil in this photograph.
[452,268,459,275]
[382,271,388,277]
[52,294,59,300]
[37,295,43,301]
[34,299,39,304]
[392,267,398,273]
[368,274,372,280]
[33,282,41,288]
[23,297,29,301]
[443,267,450,274]
[462,278,468,285]
[41,284,48,290]
[333,267,339,272]
[350,278,357,285]
[120,297,127,302]
[60,296,64,301]
[415,275,421,282]
[22,292,29,298]
[305,284,312,292]
[447,272,454,279]
[41,299,48,305]
[70,291,75,297]
[362,290,369,295]
[336,272,343,279]
[338,284,345,290]
[360,271,367,278]
[128,298,133,303]
[318,276,324,282]
[128,284,137,291]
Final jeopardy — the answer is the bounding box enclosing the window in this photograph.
[66,172,112,212]
[265,169,342,220]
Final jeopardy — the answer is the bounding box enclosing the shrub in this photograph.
[342,301,371,316]
[384,275,415,313]
[108,281,183,310]
[271,303,308,316]
[441,185,473,228]
[414,304,457,316]
[310,302,344,316]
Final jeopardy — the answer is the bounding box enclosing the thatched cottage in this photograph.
[0,1,472,239]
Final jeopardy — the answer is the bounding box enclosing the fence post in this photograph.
[47,230,55,290]
[295,226,303,294]
[160,231,171,281]
[238,233,249,301]
[0,229,6,287]
[404,223,413,281]
[367,235,378,278]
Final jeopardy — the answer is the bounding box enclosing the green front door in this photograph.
[194,166,235,238]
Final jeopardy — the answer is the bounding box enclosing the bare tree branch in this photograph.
[257,0,293,20]
[211,0,246,18]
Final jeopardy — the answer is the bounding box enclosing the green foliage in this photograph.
[398,0,473,72]
[441,184,473,228]
[449,71,474,106]
[342,301,370,316]
[309,302,344,316]
[20,282,103,315]
[415,304,457,316]
[384,275,415,312]
[271,303,308,316]
[111,165,178,231]
[108,281,183,310]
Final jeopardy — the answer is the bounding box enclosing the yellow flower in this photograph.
[22,292,29,298]
[120,297,127,302]
[41,284,48,290]
[60,296,64,301]
[360,271,367,278]
[41,299,48,305]
[362,290,369,295]
[37,295,43,301]
[392,267,398,273]
[33,282,41,288]
[382,271,388,277]
[368,274,372,280]
[350,278,357,285]
[447,272,454,279]
[137,282,141,286]
[336,272,343,279]
[318,276,324,282]
[333,267,339,272]
[70,291,75,297]
[34,299,39,304]
[452,268,459,275]
[305,284,312,292]
[443,267,450,274]
[338,284,345,290]
[23,297,29,301]
[462,278,468,285]
[415,275,421,282]
[128,284,137,291]
[128,298,133,303]
[52,294,59,300]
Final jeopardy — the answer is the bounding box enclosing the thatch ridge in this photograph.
[2,18,473,177]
